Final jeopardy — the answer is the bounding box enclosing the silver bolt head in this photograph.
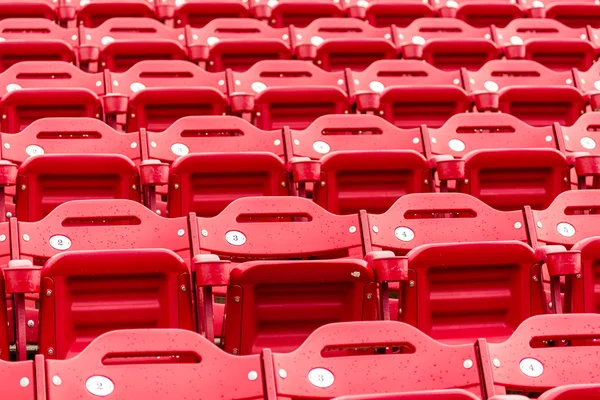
[278,369,287,378]
[493,358,501,367]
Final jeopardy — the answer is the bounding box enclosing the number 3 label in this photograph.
[225,231,246,246]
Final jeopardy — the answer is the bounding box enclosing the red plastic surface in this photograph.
[435,0,525,28]
[0,0,57,20]
[0,358,35,399]
[174,0,251,27]
[38,249,194,359]
[334,390,480,400]
[348,0,435,28]
[256,0,345,28]
[73,0,159,28]
[524,0,600,29]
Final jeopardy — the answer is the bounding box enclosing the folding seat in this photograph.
[229,60,350,130]
[346,0,436,28]
[0,18,78,72]
[462,60,585,127]
[492,19,596,71]
[186,18,291,72]
[573,62,600,111]
[432,0,526,28]
[142,115,285,217]
[523,0,600,29]
[78,17,187,72]
[535,384,600,400]
[0,357,35,400]
[173,0,251,28]
[290,18,397,71]
[285,114,432,214]
[349,60,470,128]
[396,18,500,71]
[479,314,600,398]
[253,0,346,28]
[0,62,105,133]
[43,329,265,399]
[268,321,484,398]
[0,118,142,222]
[401,241,544,343]
[105,60,228,131]
[63,0,164,28]
[0,0,58,20]
[334,391,481,400]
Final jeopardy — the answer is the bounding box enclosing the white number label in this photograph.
[394,227,415,242]
[49,235,72,251]
[308,368,334,388]
[171,143,189,157]
[519,358,544,378]
[86,376,114,396]
[225,231,246,246]
[312,141,331,154]
[556,222,575,237]
[25,145,44,157]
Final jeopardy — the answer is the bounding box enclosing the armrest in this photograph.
[528,7,546,19]
[101,93,129,116]
[473,91,500,111]
[139,159,169,185]
[4,260,41,294]
[77,44,100,63]
[0,160,17,186]
[567,152,600,177]
[295,43,317,60]
[401,44,424,60]
[252,4,271,19]
[187,44,210,63]
[355,91,381,112]
[438,6,458,18]
[193,254,230,286]
[588,91,600,110]
[428,155,465,180]
[57,4,76,22]
[535,246,582,277]
[229,93,255,114]
[346,6,366,19]
[365,251,408,282]
[155,3,174,20]
[503,44,526,60]
[289,157,320,183]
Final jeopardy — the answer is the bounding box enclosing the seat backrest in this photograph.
[231,60,349,130]
[287,114,425,160]
[44,329,264,399]
[0,356,35,400]
[271,321,483,398]
[262,0,346,28]
[174,0,251,28]
[109,60,228,131]
[364,193,529,255]
[435,0,525,28]
[189,18,291,72]
[79,17,187,72]
[0,268,7,361]
[75,0,158,27]
[0,0,57,20]
[537,384,600,400]
[483,314,600,396]
[349,0,436,28]
[15,199,191,266]
[38,248,194,359]
[0,18,77,71]
[193,196,364,259]
[0,62,105,132]
[291,18,396,71]
[425,113,559,158]
[222,258,377,354]
[404,241,542,343]
[146,115,283,163]
[525,0,600,28]
[458,148,570,211]
[313,149,431,214]
[571,237,600,313]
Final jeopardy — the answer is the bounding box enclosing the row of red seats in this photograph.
[2,316,600,399]
[1,17,600,73]
[8,0,600,29]
[2,58,600,135]
[2,189,600,359]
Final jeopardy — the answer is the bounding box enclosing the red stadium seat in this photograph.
[492,19,595,71]
[106,60,228,131]
[0,62,105,133]
[334,391,481,400]
[143,115,284,215]
[403,241,544,343]
[480,314,600,397]
[0,358,34,400]
[291,18,397,71]
[173,0,251,28]
[0,0,57,21]
[66,0,162,28]
[462,60,585,126]
[253,0,346,28]
[349,60,470,128]
[284,114,431,214]
[37,249,194,359]
[573,62,600,110]
[433,0,525,28]
[230,60,350,129]
[0,269,7,360]
[396,18,500,71]
[0,18,77,72]
[537,384,600,400]
[523,0,600,29]
[187,18,291,72]
[44,329,265,399]
[269,321,483,398]
[346,0,436,28]
[78,17,187,72]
